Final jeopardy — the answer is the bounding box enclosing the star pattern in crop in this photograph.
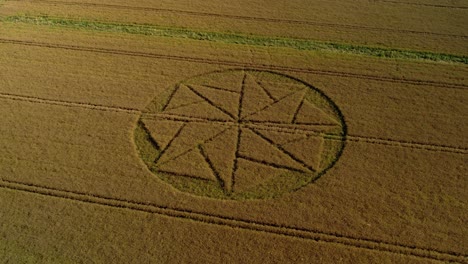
[139,70,344,196]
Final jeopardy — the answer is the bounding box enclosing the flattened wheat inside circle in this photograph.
[135,69,346,200]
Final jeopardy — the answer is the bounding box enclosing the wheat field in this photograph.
[0,0,467,263]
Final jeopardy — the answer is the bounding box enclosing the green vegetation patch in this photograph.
[4,15,468,64]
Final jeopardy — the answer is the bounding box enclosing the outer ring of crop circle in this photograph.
[134,68,348,200]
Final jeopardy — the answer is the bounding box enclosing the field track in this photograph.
[1,91,465,155]
[2,0,467,54]
[0,0,466,263]
[5,0,468,38]
[379,0,468,9]
[1,38,466,90]
[0,178,466,263]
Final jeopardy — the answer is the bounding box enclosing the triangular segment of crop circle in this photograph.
[239,128,308,172]
[201,127,238,191]
[163,100,234,121]
[164,85,204,111]
[255,80,304,101]
[282,135,324,171]
[141,119,185,150]
[245,90,306,123]
[158,149,217,181]
[253,129,307,146]
[295,100,338,125]
[188,84,240,118]
[157,123,228,164]
[240,74,275,118]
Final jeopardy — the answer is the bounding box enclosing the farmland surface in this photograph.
[0,0,467,263]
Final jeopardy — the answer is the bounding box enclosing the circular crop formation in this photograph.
[134,69,346,200]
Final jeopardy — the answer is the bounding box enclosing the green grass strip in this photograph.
[4,15,467,64]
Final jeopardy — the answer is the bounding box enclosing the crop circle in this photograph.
[134,69,346,200]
